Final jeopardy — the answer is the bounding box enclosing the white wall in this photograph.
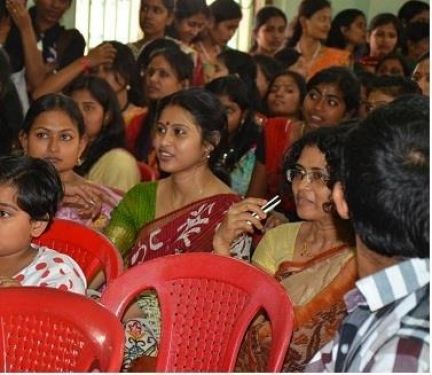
[274,0,430,24]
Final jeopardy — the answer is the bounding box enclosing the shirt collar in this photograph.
[355,258,429,312]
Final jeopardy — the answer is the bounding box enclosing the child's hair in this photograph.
[209,0,242,23]
[0,155,63,222]
[327,9,366,49]
[205,75,261,172]
[65,75,126,175]
[250,6,287,53]
[369,75,422,98]
[22,94,85,136]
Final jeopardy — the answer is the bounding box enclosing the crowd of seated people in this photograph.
[0,0,429,372]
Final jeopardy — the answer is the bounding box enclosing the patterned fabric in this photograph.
[57,181,123,232]
[236,239,356,372]
[13,245,87,295]
[306,258,430,372]
[128,193,244,265]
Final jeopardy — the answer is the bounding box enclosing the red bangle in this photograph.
[80,57,90,72]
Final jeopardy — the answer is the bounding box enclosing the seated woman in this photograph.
[104,88,250,370]
[247,66,360,220]
[205,76,262,196]
[19,94,122,232]
[0,155,86,295]
[214,125,358,372]
[105,87,248,264]
[66,75,140,192]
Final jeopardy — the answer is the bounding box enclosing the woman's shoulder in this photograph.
[322,47,351,63]
[97,148,138,164]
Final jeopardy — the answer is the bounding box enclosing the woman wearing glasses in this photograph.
[214,125,357,371]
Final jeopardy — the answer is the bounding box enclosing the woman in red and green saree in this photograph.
[104,88,251,370]
[214,125,358,372]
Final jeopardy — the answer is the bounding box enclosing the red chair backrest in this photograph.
[137,161,158,181]
[100,253,294,372]
[33,219,123,284]
[0,287,124,372]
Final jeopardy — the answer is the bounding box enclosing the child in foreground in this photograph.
[0,155,86,294]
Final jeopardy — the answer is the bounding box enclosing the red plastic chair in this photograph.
[100,253,294,372]
[137,161,158,181]
[0,287,124,372]
[33,219,123,284]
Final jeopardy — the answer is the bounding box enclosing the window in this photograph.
[75,0,254,51]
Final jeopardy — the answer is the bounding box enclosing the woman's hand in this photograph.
[63,181,104,220]
[87,42,117,68]
[213,197,267,256]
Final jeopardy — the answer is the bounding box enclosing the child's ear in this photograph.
[30,220,49,238]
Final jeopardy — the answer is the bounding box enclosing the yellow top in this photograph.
[87,148,140,192]
[252,222,302,275]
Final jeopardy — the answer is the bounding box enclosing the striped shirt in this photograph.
[305,258,430,372]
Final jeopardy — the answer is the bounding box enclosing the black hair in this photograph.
[327,9,366,49]
[274,47,302,69]
[0,155,63,222]
[398,0,429,25]
[216,49,262,111]
[0,48,22,155]
[65,75,127,176]
[264,69,307,117]
[156,87,230,182]
[284,121,357,191]
[307,66,361,114]
[166,0,210,41]
[209,0,242,24]
[205,75,261,173]
[405,21,429,43]
[252,54,283,83]
[102,41,144,107]
[283,121,358,243]
[369,74,421,98]
[288,0,331,47]
[22,93,85,136]
[376,52,412,77]
[141,0,175,12]
[135,47,194,161]
[341,94,429,258]
[136,38,181,73]
[250,6,287,53]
